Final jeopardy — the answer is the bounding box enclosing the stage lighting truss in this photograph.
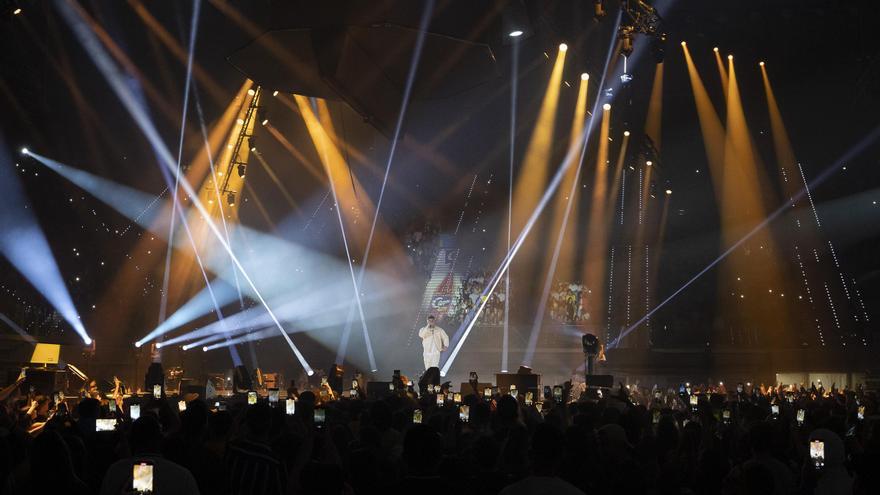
[614,0,665,57]
[213,86,262,198]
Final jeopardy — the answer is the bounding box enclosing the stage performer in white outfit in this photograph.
[418,315,449,370]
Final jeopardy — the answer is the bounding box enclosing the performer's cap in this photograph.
[427,315,436,320]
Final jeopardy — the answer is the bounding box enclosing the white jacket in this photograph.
[418,325,449,354]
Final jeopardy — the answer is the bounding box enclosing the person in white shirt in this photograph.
[418,315,449,370]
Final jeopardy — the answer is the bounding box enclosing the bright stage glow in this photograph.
[559,43,568,52]
[272,90,279,96]
[261,119,269,126]
[759,61,765,66]
[54,0,314,374]
[728,54,733,60]
[13,8,21,15]
[681,41,686,47]
[0,146,92,345]
[247,88,255,95]
[603,103,611,111]
[665,189,672,195]
[624,130,630,137]
[509,30,523,37]
[581,73,589,81]
[646,160,653,166]
[20,147,29,155]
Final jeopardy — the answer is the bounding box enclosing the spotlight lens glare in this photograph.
[247,89,255,96]
[646,160,653,166]
[681,41,686,46]
[623,130,630,137]
[665,189,672,195]
[21,147,29,155]
[83,337,92,345]
[509,30,523,37]
[307,370,315,376]
[202,346,208,352]
[581,73,589,80]
[602,103,611,111]
[713,47,719,52]
[272,90,279,96]
[759,61,765,66]
[559,43,568,52]
[134,342,142,348]
[728,54,733,60]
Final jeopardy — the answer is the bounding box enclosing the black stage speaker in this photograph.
[584,374,614,389]
[144,362,164,394]
[460,382,493,397]
[366,381,394,400]
[24,369,67,395]
[496,373,540,395]
[233,365,252,392]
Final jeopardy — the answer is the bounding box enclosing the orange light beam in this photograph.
[522,73,591,366]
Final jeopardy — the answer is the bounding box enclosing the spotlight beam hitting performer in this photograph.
[418,315,449,370]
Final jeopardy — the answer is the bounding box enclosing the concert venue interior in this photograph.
[1,1,879,493]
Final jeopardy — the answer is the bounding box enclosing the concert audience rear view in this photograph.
[0,374,876,495]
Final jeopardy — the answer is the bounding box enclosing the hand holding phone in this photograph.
[152,384,161,399]
[133,461,154,493]
[810,440,825,469]
[285,398,295,415]
[247,391,257,405]
[413,409,423,424]
[130,404,141,420]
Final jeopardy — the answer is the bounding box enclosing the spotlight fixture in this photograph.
[581,73,589,80]
[713,47,719,52]
[20,147,29,155]
[247,89,256,96]
[272,90,279,96]
[623,131,630,137]
[559,43,568,52]
[134,341,142,348]
[646,160,653,166]
[620,28,634,56]
[226,192,236,206]
[501,0,530,44]
[680,41,686,47]
[202,346,208,352]
[759,61,765,66]
[261,119,269,126]
[728,54,733,60]
[237,164,247,178]
[665,189,672,195]
[13,8,22,15]
[236,118,244,125]
[603,103,611,111]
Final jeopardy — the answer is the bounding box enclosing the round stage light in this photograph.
[134,341,142,348]
[713,47,719,52]
[681,41,686,47]
[646,160,653,166]
[665,189,672,195]
[603,103,611,111]
[247,89,255,96]
[272,90,279,96]
[759,61,765,66]
[20,147,29,155]
[581,73,589,80]
[559,43,568,52]
[509,30,523,37]
[623,131,630,137]
[728,54,733,60]
[202,346,208,352]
